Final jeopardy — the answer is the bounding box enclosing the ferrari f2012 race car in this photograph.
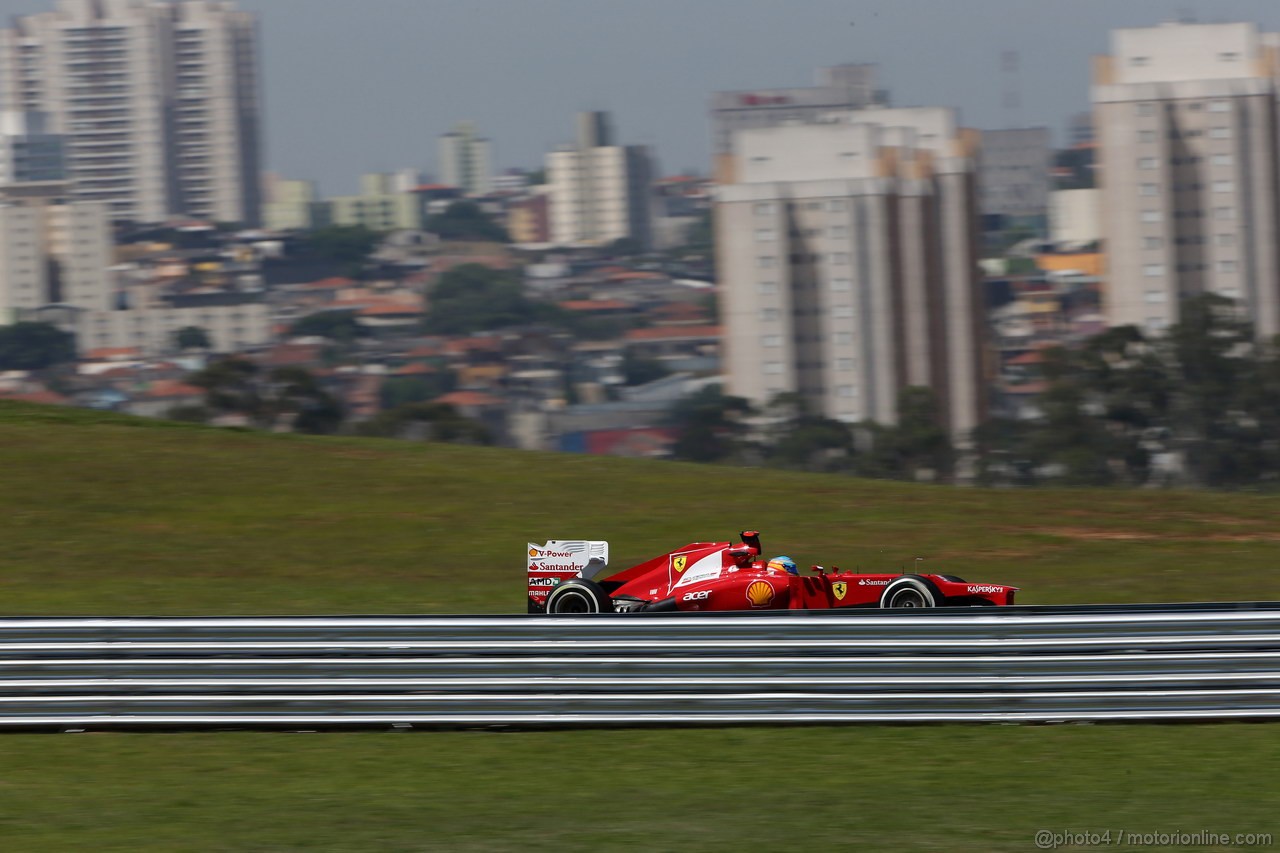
[527,531,1017,614]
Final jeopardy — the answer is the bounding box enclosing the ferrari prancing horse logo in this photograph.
[672,555,688,572]
[832,581,848,601]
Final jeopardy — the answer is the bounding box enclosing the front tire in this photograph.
[545,579,612,614]
[880,576,940,609]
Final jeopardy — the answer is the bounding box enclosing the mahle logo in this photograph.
[746,580,775,608]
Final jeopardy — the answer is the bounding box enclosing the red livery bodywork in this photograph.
[529,531,1018,614]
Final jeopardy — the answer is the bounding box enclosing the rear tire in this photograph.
[880,576,940,609]
[545,579,612,614]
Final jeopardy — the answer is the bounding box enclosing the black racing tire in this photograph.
[879,575,940,609]
[545,579,612,614]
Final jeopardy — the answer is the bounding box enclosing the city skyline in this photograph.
[6,0,1280,194]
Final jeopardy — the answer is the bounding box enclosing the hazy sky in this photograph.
[6,0,1280,193]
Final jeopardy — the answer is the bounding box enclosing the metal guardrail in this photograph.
[2,603,1279,729]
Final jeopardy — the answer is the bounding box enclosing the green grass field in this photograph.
[2,727,1276,852]
[3,401,1280,615]
[1,401,1278,851]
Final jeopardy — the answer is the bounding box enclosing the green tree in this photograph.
[266,366,344,434]
[188,360,344,434]
[761,393,855,472]
[357,401,491,444]
[1166,294,1262,487]
[0,322,76,371]
[424,264,555,334]
[621,350,670,386]
[300,225,381,264]
[425,201,509,242]
[606,236,644,257]
[856,387,953,481]
[668,385,754,463]
[290,310,365,342]
[380,373,455,410]
[188,358,266,425]
[173,326,212,351]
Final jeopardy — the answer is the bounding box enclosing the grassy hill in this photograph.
[2,400,1280,615]
[2,401,1278,852]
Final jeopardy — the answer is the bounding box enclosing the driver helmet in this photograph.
[766,555,798,575]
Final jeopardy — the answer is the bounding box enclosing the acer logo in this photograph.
[681,590,711,602]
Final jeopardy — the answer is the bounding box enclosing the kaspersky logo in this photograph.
[746,580,775,608]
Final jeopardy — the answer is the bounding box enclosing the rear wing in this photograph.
[527,540,609,613]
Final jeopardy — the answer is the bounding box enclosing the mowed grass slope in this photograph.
[2,726,1277,852]
[2,403,1279,852]
[4,400,1280,614]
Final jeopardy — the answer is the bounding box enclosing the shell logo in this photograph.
[528,548,540,558]
[746,580,775,608]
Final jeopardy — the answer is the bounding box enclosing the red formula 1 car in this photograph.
[527,531,1017,614]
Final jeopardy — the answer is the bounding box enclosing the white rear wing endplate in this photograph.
[527,540,610,581]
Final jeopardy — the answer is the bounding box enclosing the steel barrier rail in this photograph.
[1,603,1280,729]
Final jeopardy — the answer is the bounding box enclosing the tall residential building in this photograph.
[709,64,887,182]
[262,177,324,231]
[718,108,986,438]
[977,127,1052,220]
[328,173,421,232]
[546,111,655,249]
[0,180,112,322]
[0,178,268,353]
[438,121,492,196]
[0,111,65,184]
[1094,21,1280,335]
[0,0,262,225]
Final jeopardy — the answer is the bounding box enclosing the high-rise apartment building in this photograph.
[718,108,985,438]
[0,180,112,322]
[978,127,1052,220]
[1094,21,1280,335]
[0,177,268,353]
[0,0,261,225]
[710,64,887,182]
[438,121,492,196]
[0,111,66,184]
[546,111,654,249]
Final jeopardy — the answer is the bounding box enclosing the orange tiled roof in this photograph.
[625,324,721,342]
[443,336,502,355]
[435,390,503,407]
[359,303,423,317]
[1005,381,1049,395]
[301,276,357,290]
[145,380,205,399]
[84,347,142,361]
[608,271,666,282]
[0,389,69,405]
[393,363,437,376]
[558,299,632,312]
[1007,350,1045,367]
